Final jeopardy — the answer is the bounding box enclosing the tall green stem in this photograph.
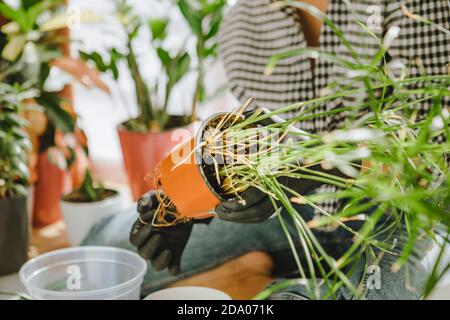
[191,57,204,123]
[126,38,154,129]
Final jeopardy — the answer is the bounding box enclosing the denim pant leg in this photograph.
[268,219,430,300]
[141,203,317,295]
[361,222,430,300]
[82,204,429,299]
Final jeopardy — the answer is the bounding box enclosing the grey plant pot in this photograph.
[0,194,29,276]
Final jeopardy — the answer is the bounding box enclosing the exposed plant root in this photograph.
[149,98,314,224]
[149,99,262,225]
[147,170,190,227]
[152,187,190,227]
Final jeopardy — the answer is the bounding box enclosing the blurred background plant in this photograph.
[62,168,113,203]
[78,0,228,200]
[81,0,227,131]
[0,0,109,225]
[0,82,34,276]
[176,0,227,122]
[0,83,35,198]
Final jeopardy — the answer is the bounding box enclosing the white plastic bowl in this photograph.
[19,246,147,300]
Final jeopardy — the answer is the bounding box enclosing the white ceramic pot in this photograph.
[144,287,232,300]
[61,190,125,246]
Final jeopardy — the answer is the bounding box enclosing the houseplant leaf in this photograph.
[21,42,41,84]
[46,146,67,170]
[0,2,24,27]
[0,21,21,35]
[1,34,27,61]
[157,47,171,69]
[79,49,123,80]
[149,18,168,41]
[205,12,223,41]
[177,0,203,37]
[0,3,28,32]
[25,0,57,32]
[50,56,110,92]
[79,51,108,72]
[5,112,29,127]
[36,92,75,133]
[173,51,191,83]
[39,10,103,32]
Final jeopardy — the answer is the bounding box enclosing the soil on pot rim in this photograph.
[61,189,118,203]
[121,115,192,133]
[200,114,256,200]
[151,112,256,224]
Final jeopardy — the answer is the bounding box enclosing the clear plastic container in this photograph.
[19,246,147,300]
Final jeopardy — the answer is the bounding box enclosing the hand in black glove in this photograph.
[215,187,275,223]
[130,190,193,276]
[214,164,349,224]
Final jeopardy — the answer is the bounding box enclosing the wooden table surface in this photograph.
[29,220,70,258]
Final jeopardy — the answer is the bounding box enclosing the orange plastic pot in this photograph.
[157,114,227,219]
[118,120,193,201]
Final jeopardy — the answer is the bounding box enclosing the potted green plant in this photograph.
[0,83,35,275]
[155,73,450,297]
[176,0,227,122]
[81,1,192,200]
[116,3,194,199]
[80,0,226,200]
[0,0,75,228]
[0,0,108,226]
[61,169,124,246]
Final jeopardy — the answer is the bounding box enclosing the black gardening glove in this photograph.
[215,163,351,224]
[213,108,277,223]
[215,187,275,223]
[214,107,291,224]
[130,190,194,276]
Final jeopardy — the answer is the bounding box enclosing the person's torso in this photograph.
[218,0,449,133]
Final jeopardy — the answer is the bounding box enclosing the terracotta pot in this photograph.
[32,153,72,227]
[157,114,228,219]
[117,118,193,201]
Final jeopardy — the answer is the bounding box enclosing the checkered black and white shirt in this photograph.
[218,0,450,216]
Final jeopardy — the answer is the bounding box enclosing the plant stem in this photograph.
[126,37,154,129]
[191,58,204,123]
